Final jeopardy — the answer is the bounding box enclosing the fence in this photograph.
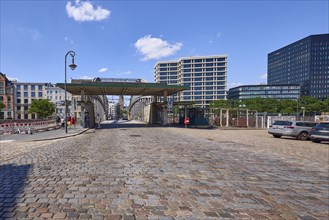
[0,120,60,135]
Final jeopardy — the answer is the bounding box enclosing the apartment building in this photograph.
[14,82,48,119]
[154,55,227,108]
[0,73,15,119]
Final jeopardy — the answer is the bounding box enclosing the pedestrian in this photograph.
[70,116,75,130]
[61,117,64,128]
[56,115,61,125]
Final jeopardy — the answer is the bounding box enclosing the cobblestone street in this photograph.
[0,122,328,219]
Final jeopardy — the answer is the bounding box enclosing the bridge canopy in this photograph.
[56,82,188,96]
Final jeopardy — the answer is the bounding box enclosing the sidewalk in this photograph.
[0,125,90,142]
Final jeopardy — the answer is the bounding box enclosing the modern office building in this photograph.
[154,55,227,108]
[228,84,301,101]
[268,34,329,99]
[0,73,15,119]
[13,82,48,119]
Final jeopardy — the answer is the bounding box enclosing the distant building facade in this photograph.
[228,84,301,101]
[268,34,329,99]
[0,73,15,119]
[46,84,73,118]
[13,82,48,119]
[154,55,227,108]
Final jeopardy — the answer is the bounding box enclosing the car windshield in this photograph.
[272,121,292,126]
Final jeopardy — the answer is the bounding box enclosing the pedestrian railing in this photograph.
[0,120,61,135]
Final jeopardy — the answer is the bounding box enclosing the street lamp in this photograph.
[64,51,77,134]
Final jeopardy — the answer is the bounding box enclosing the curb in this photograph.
[22,128,92,142]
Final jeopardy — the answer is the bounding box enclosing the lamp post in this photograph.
[64,51,77,134]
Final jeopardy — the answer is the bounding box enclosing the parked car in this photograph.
[268,120,317,140]
[309,122,329,143]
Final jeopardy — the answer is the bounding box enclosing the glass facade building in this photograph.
[228,84,301,101]
[268,34,329,99]
[154,55,227,108]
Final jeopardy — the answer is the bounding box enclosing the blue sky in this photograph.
[1,0,328,88]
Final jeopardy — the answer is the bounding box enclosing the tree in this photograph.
[0,101,4,120]
[0,101,4,109]
[28,99,55,119]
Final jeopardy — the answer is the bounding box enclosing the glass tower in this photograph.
[268,34,329,99]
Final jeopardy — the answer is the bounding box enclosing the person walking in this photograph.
[70,116,75,130]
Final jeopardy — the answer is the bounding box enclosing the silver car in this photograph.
[268,120,317,140]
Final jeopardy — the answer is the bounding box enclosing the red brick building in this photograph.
[0,73,15,120]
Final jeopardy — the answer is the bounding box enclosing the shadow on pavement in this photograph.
[97,120,159,129]
[0,164,31,219]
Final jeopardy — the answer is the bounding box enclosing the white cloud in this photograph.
[134,35,182,61]
[98,68,108,73]
[216,32,222,38]
[66,0,111,22]
[80,75,93,79]
[228,82,243,89]
[259,73,267,80]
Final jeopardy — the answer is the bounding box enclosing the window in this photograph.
[24,114,28,119]
[39,92,43,97]
[17,99,21,104]
[24,99,28,104]
[0,82,3,87]
[24,85,28,90]
[0,88,4,94]
[7,96,11,102]
[17,92,21,97]
[38,85,42,90]
[31,85,35,90]
[16,85,21,90]
[24,92,28,97]
[31,92,35,97]
[6,88,12,94]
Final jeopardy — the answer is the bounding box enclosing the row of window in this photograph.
[0,88,13,95]
[182,58,226,63]
[182,95,226,100]
[182,77,226,81]
[17,92,43,98]
[16,85,44,90]
[182,91,225,95]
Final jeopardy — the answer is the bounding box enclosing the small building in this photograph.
[228,84,301,101]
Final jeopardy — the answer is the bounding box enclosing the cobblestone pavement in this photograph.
[0,122,328,219]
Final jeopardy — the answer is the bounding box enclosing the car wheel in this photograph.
[311,139,321,143]
[273,135,281,138]
[297,132,308,140]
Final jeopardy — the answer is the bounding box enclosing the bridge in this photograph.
[56,78,188,127]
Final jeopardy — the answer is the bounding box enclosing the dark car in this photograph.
[309,122,329,143]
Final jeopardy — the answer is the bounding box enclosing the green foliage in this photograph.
[0,101,5,109]
[210,96,328,115]
[28,99,55,119]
